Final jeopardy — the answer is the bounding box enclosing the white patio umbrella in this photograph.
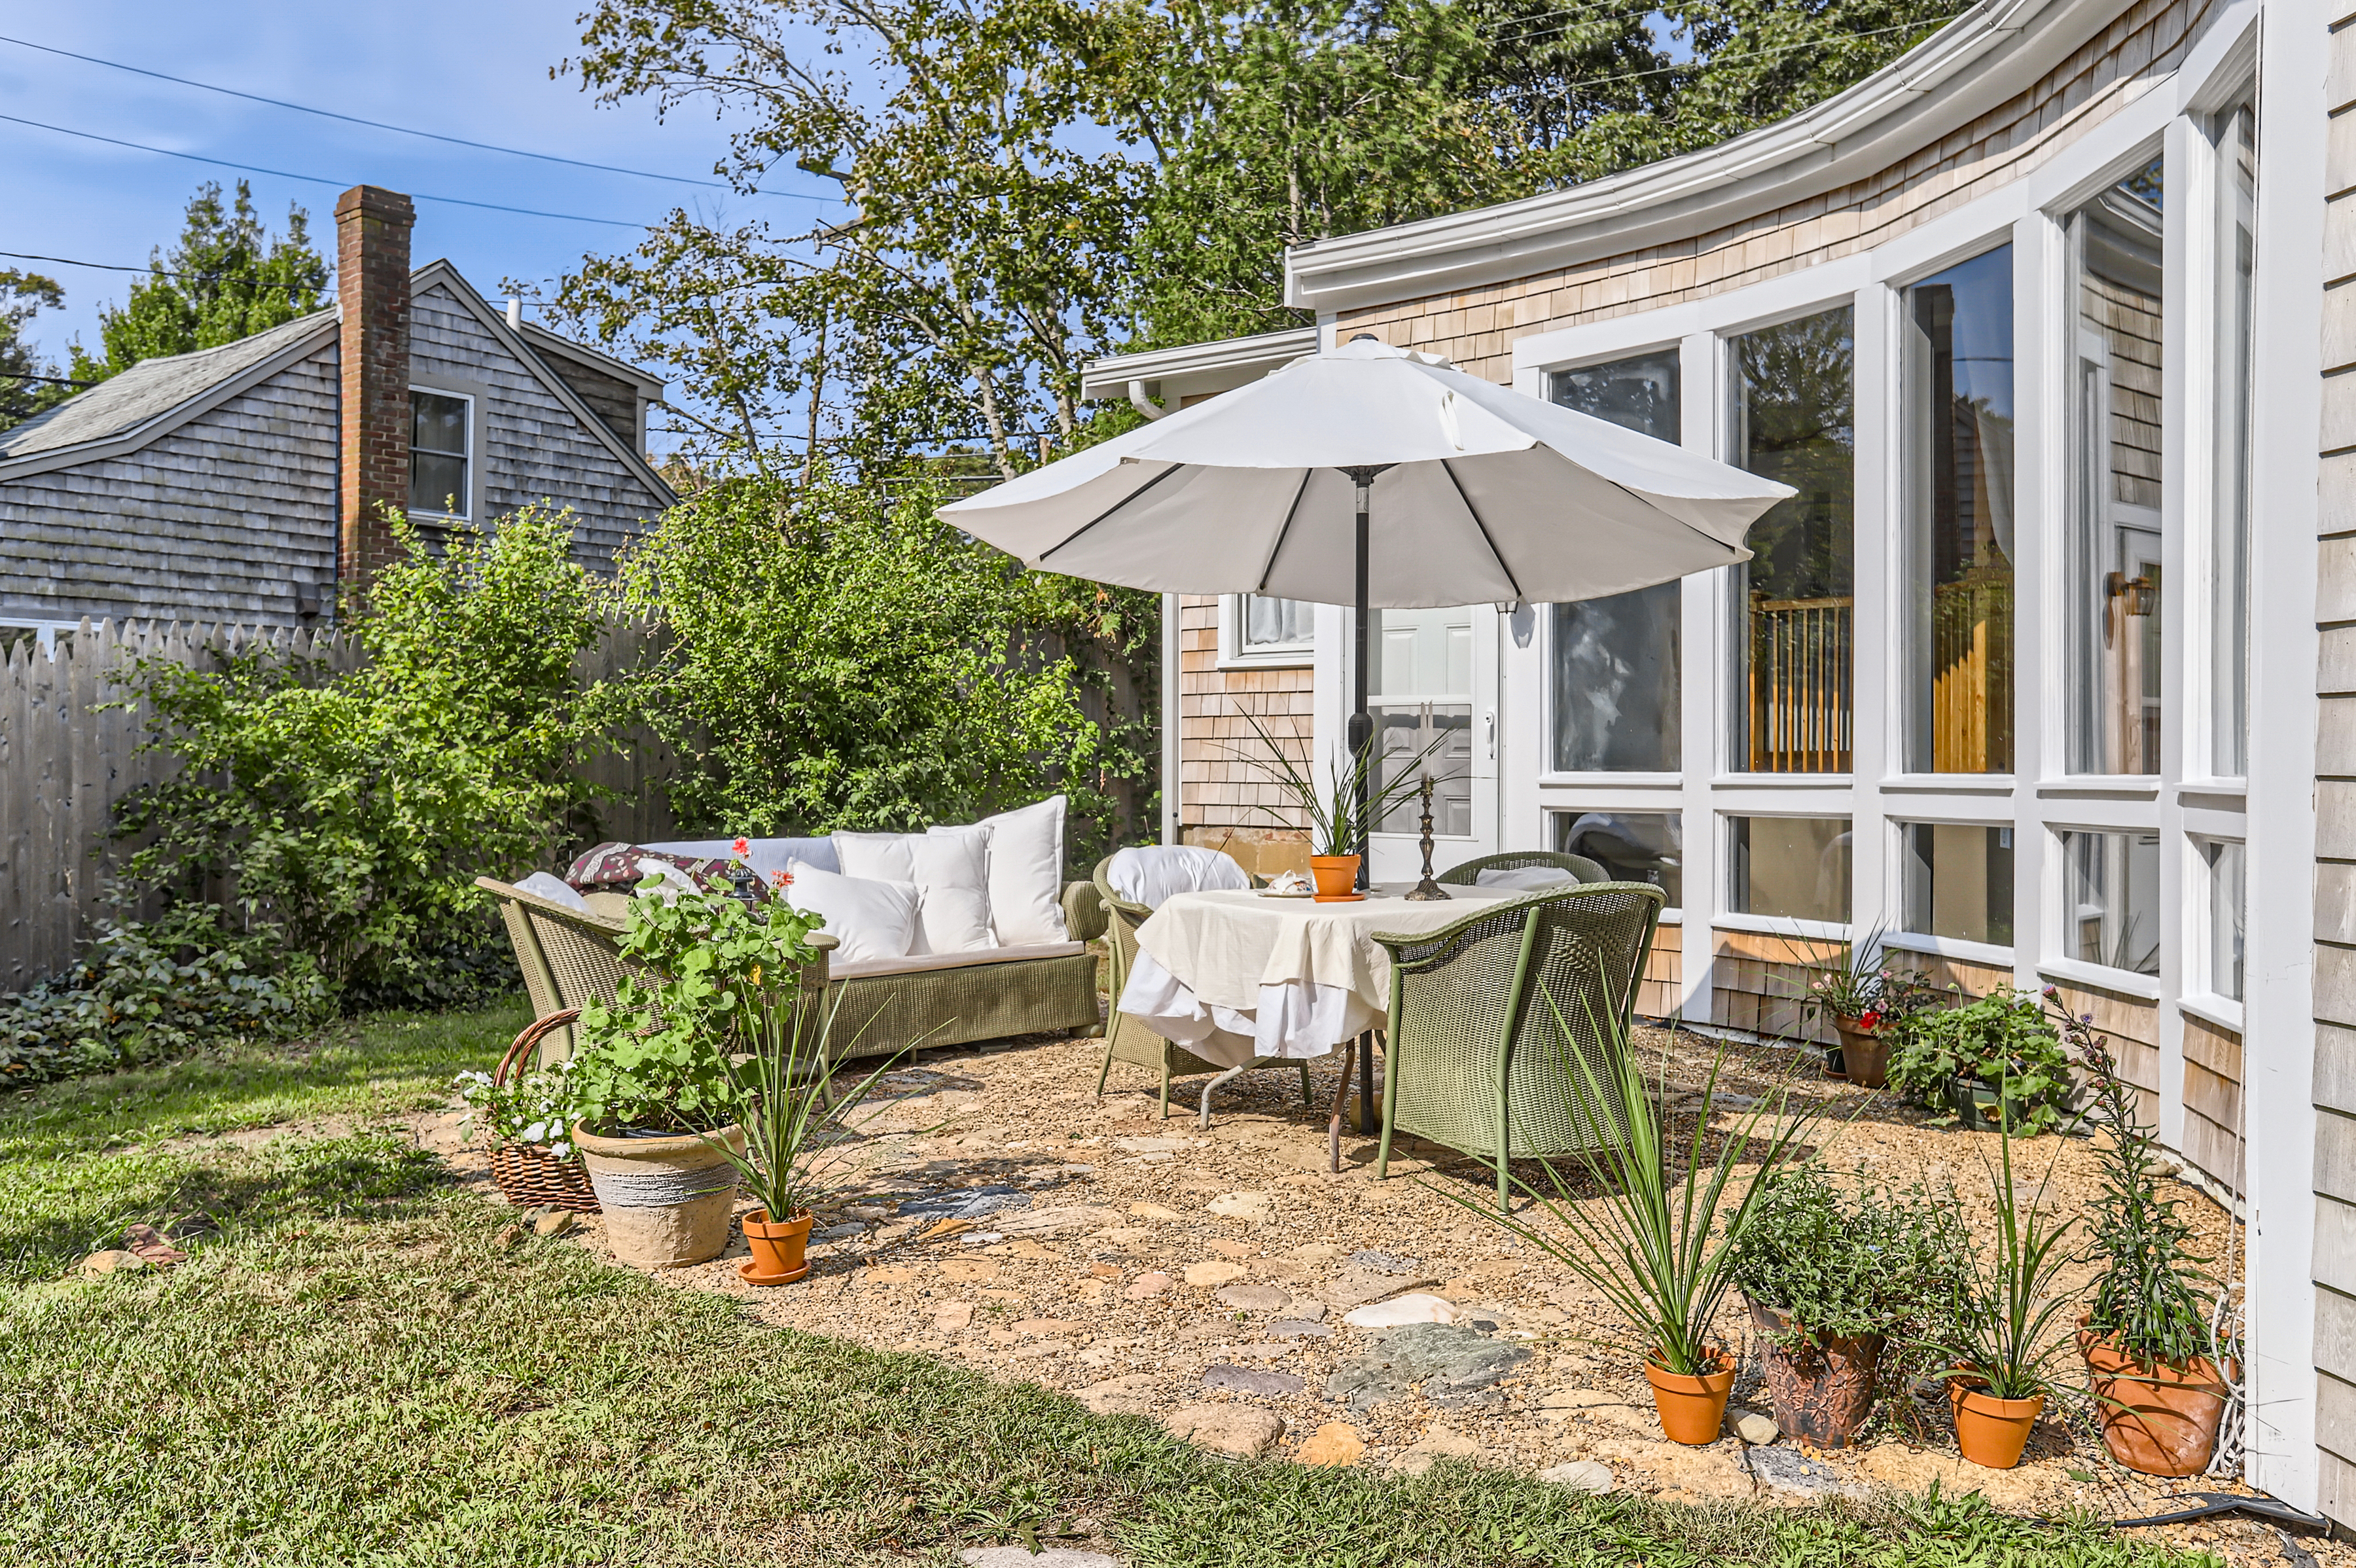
[941,335,1794,840]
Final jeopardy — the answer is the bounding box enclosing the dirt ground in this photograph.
[430,1022,2334,1568]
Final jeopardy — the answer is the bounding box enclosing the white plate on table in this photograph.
[1257,887,1314,899]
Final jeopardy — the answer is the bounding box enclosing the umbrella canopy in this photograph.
[940,336,1794,610]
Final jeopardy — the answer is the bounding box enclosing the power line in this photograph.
[0,113,652,228]
[0,32,844,206]
[0,248,205,278]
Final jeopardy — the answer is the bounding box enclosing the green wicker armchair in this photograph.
[1437,849,1607,887]
[1089,854,1313,1122]
[1372,881,1665,1210]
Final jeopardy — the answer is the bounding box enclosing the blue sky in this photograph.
[0,2,844,444]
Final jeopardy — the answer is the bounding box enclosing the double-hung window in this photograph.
[410,390,471,520]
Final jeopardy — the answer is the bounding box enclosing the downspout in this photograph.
[1161,592,1181,846]
[1129,380,1169,421]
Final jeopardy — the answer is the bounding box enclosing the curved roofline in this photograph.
[1283,0,2124,313]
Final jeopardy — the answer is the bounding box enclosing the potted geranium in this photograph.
[1800,930,1937,1088]
[1888,986,2073,1134]
[1936,1090,2080,1469]
[1461,1000,1825,1445]
[1728,1166,1956,1447]
[568,884,820,1268]
[2052,995,2236,1476]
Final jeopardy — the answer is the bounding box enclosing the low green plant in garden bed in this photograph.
[1889,986,2075,1134]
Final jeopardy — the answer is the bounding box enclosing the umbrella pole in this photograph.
[1349,472,1372,892]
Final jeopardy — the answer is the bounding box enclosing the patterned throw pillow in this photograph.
[563,842,735,893]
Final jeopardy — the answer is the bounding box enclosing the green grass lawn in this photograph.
[0,1003,2222,1567]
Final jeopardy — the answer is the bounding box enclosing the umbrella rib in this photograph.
[1255,469,1315,592]
[1035,463,1185,565]
[1440,459,1524,601]
[1591,469,1757,560]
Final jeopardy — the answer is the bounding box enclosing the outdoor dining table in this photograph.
[1118,882,1522,1158]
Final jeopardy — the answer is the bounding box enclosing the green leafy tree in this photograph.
[71,181,331,383]
[0,268,73,433]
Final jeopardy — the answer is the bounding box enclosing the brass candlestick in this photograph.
[1404,774,1450,900]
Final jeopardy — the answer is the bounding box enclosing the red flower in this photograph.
[732,836,751,857]
[1858,1010,1883,1032]
[770,869,792,889]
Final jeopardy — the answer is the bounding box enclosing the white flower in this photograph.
[522,1120,547,1144]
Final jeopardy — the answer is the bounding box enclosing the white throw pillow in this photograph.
[1474,866,1580,892]
[514,870,591,912]
[948,795,1069,944]
[784,861,919,965]
[1105,844,1250,910]
[834,830,997,953]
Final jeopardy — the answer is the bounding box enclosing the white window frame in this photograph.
[1546,804,1686,920]
[2183,830,2247,1025]
[408,377,485,524]
[1883,813,2020,968]
[1719,808,1855,940]
[1217,592,1315,669]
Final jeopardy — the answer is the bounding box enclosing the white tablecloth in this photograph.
[1120,885,1518,1067]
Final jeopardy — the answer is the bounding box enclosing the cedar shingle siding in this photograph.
[0,342,340,627]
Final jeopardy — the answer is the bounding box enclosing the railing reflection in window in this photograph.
[1747,594,1852,773]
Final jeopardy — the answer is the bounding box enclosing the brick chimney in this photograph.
[334,185,414,606]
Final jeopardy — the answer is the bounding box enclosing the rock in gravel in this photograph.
[960,1548,1124,1567]
[1184,1260,1249,1289]
[899,1184,1033,1221]
[1268,1319,1333,1340]
[534,1211,576,1238]
[1012,1318,1084,1337]
[1537,1460,1616,1494]
[1533,1388,1655,1433]
[1319,1267,1442,1311]
[1391,1425,1486,1475]
[999,1206,1126,1236]
[1124,1271,1175,1299]
[1164,1403,1285,1458]
[1076,1374,1161,1416]
[1296,1423,1366,1467]
[1203,1364,1304,1397]
[1326,1322,1529,1413]
[1341,1293,1459,1328]
[1730,1407,1779,1446]
[1128,1202,1183,1221]
[1744,1445,1864,1498]
[79,1250,145,1277]
[1215,1283,1293,1312]
[1205,1191,1276,1223]
[933,1302,974,1331]
[1347,1249,1422,1274]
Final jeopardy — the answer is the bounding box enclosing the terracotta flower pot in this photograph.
[2079,1326,2233,1476]
[1948,1374,2044,1469]
[1747,1298,1884,1448]
[740,1206,815,1286]
[1645,1347,1737,1446]
[571,1122,744,1269]
[1308,855,1363,900]
[1832,1020,1891,1088]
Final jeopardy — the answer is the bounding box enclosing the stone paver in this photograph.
[1164,1403,1285,1457]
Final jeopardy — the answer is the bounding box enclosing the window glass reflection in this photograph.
[1556,810,1682,908]
[2060,828,2161,976]
[1243,594,1313,647]
[1729,815,1851,924]
[1898,823,2014,946]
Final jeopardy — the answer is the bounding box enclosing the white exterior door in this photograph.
[1365,603,1500,882]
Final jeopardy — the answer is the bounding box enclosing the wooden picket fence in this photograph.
[0,618,674,993]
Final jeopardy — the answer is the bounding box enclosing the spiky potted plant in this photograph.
[1935,1086,2081,1468]
[1463,994,1825,1444]
[1236,711,1444,897]
[2052,993,2236,1475]
[1796,927,1936,1088]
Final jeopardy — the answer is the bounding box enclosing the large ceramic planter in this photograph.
[1747,1298,1884,1448]
[2079,1327,2233,1476]
[571,1122,744,1268]
[1308,855,1363,901]
[1645,1348,1737,1446]
[741,1206,815,1287]
[1831,1020,1891,1088]
[1948,1375,2044,1469]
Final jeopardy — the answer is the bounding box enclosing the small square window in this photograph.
[2198,838,2245,1001]
[2058,828,2160,976]
[1241,594,1313,648]
[410,390,470,518]
[1728,815,1850,925]
[1897,823,2014,946]
[1556,810,1681,908]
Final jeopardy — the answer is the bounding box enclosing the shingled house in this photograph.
[0,185,672,636]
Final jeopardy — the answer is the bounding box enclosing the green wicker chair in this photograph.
[1372,881,1665,1210]
[1437,849,1607,887]
[1090,853,1313,1123]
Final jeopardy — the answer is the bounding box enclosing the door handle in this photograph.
[1484,709,1496,758]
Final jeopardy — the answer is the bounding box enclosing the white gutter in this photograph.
[1285,0,2119,313]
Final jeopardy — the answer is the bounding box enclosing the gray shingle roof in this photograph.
[0,311,334,459]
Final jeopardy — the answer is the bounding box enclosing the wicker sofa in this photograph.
[480,873,1109,1067]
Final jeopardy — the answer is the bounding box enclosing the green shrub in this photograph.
[108,510,611,1007]
[0,904,328,1086]
[1887,986,2074,1135]
[1727,1164,1959,1340]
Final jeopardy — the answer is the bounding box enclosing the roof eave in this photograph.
[1283,0,2118,313]
[1080,325,1322,403]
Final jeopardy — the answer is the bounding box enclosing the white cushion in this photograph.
[514,871,590,912]
[783,861,919,964]
[1474,866,1580,892]
[946,796,1068,945]
[1106,844,1249,910]
[834,830,997,953]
